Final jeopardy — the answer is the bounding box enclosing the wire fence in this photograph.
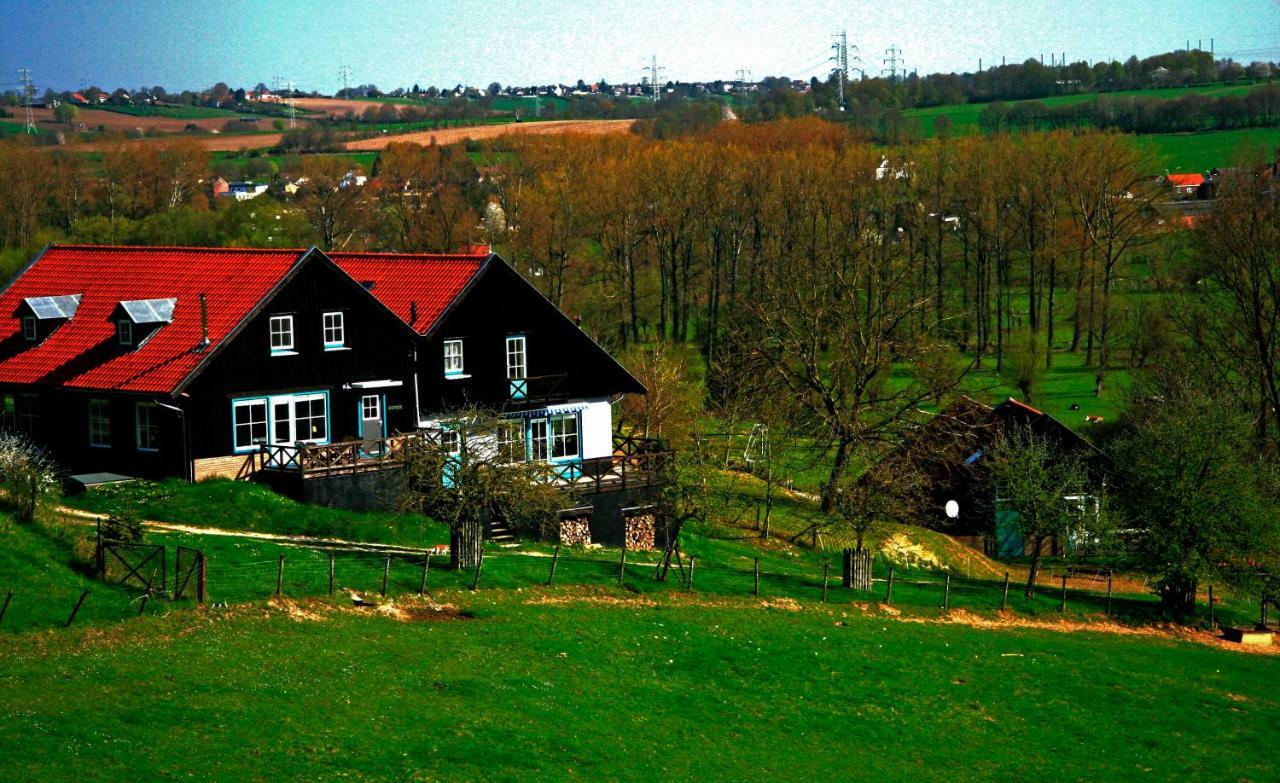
[1,539,1268,634]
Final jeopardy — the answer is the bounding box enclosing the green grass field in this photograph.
[96,103,242,119]
[0,581,1274,782]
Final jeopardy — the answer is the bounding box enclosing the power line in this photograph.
[882,44,903,85]
[643,55,665,103]
[18,68,36,134]
[339,65,351,96]
[831,30,848,109]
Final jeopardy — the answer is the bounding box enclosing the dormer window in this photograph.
[269,315,295,355]
[116,298,176,349]
[20,294,82,343]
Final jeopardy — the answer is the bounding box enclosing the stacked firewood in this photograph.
[559,517,591,546]
[624,513,657,550]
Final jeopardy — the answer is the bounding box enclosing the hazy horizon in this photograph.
[3,0,1279,94]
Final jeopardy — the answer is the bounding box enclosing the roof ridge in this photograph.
[48,243,308,253]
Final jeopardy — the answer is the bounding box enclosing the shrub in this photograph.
[0,432,59,522]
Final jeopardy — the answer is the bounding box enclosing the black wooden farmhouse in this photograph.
[866,396,1108,557]
[0,244,667,546]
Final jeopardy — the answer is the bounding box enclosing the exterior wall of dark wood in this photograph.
[182,255,419,460]
[0,388,188,480]
[414,261,643,416]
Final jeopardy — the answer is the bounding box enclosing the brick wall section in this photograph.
[193,454,248,482]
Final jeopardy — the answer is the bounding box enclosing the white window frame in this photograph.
[290,393,328,444]
[322,311,345,350]
[443,338,465,378]
[505,335,527,380]
[361,394,381,422]
[269,315,295,355]
[21,316,37,341]
[232,398,269,453]
[117,319,133,347]
[528,418,549,461]
[135,402,160,452]
[88,399,111,448]
[549,413,579,461]
[441,429,461,455]
[497,419,525,464]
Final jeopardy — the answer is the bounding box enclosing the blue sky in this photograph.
[2,0,1278,93]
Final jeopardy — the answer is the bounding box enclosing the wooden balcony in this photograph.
[238,432,673,496]
[507,373,570,407]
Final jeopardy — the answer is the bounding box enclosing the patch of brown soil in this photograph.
[344,119,635,150]
[899,608,1280,656]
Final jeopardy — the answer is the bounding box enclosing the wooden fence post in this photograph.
[885,566,895,605]
[65,589,89,627]
[943,573,951,610]
[753,557,760,597]
[822,562,830,603]
[0,588,11,626]
[1001,572,1010,610]
[547,545,560,587]
[688,557,696,591]
[381,554,391,597]
[419,556,430,596]
[197,554,206,605]
[1060,575,1068,612]
[1208,584,1215,629]
[618,548,627,585]
[1105,571,1113,617]
[276,554,284,597]
[470,547,485,591]
[328,552,335,597]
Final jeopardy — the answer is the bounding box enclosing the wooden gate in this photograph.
[173,546,206,603]
[842,548,874,591]
[98,541,167,593]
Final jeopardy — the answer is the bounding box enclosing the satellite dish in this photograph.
[944,500,960,519]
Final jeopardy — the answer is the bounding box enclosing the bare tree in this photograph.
[395,408,565,568]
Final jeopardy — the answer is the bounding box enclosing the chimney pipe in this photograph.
[199,293,210,348]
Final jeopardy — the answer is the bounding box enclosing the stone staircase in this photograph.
[487,518,515,543]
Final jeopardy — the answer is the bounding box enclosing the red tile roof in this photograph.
[0,245,305,394]
[1166,173,1204,187]
[328,252,489,335]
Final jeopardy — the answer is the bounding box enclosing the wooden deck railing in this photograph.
[237,431,674,494]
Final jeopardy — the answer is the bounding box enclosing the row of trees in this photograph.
[979,83,1280,135]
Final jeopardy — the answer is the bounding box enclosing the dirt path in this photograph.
[56,506,438,556]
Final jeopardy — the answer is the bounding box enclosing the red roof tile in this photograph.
[0,245,305,394]
[1166,173,1204,187]
[329,252,488,335]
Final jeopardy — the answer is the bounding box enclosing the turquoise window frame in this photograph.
[231,396,270,453]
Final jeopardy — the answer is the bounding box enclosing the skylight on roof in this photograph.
[23,294,82,320]
[120,298,177,324]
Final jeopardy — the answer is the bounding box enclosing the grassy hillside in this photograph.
[0,586,1274,782]
[0,512,168,631]
[903,81,1268,137]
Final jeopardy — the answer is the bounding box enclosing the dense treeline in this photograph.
[0,116,1278,612]
[979,83,1280,135]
